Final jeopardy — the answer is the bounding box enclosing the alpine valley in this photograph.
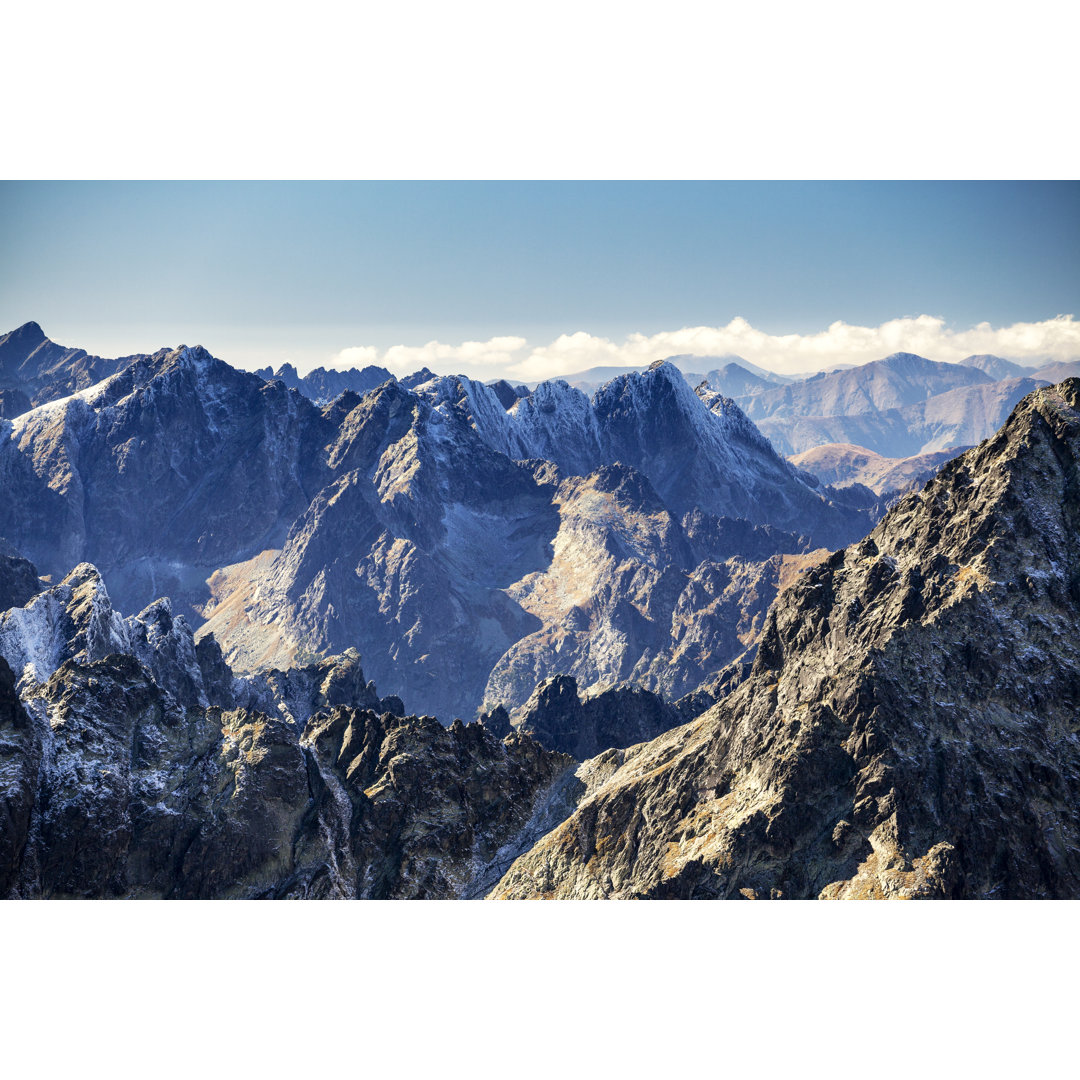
[1,321,1078,899]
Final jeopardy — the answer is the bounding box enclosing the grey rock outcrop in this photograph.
[0,321,144,417]
[0,540,41,612]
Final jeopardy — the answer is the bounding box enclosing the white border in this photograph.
[3,2,1078,179]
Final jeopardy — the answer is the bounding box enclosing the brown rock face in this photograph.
[491,381,1080,899]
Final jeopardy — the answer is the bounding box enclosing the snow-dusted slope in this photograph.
[0,564,131,688]
[414,362,864,545]
[0,320,151,418]
[0,344,335,619]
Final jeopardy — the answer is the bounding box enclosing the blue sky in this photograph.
[1,181,1077,377]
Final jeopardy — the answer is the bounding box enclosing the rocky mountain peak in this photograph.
[492,379,1080,899]
[5,321,46,347]
[959,354,1030,380]
[512,673,681,760]
[399,367,438,389]
[880,350,933,367]
[0,562,130,688]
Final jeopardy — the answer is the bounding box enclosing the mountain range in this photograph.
[493,377,1080,898]
[0,325,876,722]
[2,362,1077,897]
[2,320,1078,899]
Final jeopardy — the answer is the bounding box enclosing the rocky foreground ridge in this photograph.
[0,561,573,898]
[490,379,1080,898]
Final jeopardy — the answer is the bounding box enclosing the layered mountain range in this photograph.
[788,444,971,495]
[3,374,1078,898]
[0,325,876,722]
[729,351,1069,458]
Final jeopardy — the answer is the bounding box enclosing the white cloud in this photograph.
[328,315,1080,383]
[332,337,527,377]
[332,345,382,369]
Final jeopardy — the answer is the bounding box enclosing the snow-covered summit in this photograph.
[0,563,131,689]
[390,360,857,541]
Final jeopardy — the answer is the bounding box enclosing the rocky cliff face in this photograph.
[0,540,41,612]
[409,362,869,547]
[511,674,681,760]
[491,380,1080,899]
[199,378,559,718]
[481,463,826,716]
[0,562,571,898]
[0,343,335,619]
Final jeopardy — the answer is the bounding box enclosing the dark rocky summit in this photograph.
[0,540,41,612]
[512,675,681,760]
[0,321,146,417]
[491,380,1080,899]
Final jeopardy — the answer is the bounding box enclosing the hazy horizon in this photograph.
[2,180,1078,381]
[4,312,1077,386]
